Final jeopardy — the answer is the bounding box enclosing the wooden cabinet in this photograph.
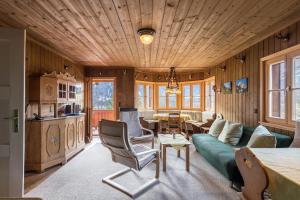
[25,115,86,172]
[29,73,78,104]
[29,76,58,103]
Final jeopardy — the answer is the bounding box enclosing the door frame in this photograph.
[89,77,117,134]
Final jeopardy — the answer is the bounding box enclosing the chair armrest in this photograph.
[142,127,154,136]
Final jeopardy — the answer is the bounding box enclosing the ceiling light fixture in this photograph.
[137,28,155,45]
[166,67,181,94]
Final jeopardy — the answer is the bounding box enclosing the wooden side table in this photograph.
[158,134,191,172]
[161,143,190,172]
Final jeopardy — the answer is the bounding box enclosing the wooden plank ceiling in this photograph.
[0,0,300,71]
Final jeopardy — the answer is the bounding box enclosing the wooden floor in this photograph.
[25,166,60,194]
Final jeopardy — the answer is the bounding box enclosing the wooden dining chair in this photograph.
[158,119,169,134]
[168,112,181,134]
[235,147,269,200]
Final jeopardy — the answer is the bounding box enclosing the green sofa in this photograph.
[192,126,292,187]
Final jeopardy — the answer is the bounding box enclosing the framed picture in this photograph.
[223,81,232,94]
[236,78,248,93]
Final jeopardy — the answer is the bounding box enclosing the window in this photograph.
[168,93,177,108]
[205,78,215,112]
[192,84,201,108]
[261,48,300,130]
[158,85,167,108]
[181,83,201,109]
[267,61,286,119]
[182,85,191,109]
[92,81,114,110]
[292,56,300,121]
[135,81,154,110]
[157,84,178,109]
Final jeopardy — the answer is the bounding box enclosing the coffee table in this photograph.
[158,134,191,172]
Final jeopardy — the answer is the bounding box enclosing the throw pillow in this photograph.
[247,125,276,148]
[208,119,226,137]
[218,121,243,145]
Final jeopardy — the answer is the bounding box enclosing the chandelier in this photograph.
[166,67,181,94]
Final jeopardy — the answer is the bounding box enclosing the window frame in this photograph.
[181,81,202,110]
[264,56,287,125]
[156,83,179,110]
[260,46,300,131]
[135,81,154,110]
[287,49,300,124]
[204,77,216,112]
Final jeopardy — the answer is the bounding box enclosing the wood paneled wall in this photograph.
[26,38,85,102]
[135,70,204,82]
[206,21,300,134]
[85,67,135,110]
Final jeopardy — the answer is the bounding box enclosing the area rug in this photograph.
[25,141,238,200]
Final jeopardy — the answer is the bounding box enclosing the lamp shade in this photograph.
[137,28,155,45]
[139,34,154,45]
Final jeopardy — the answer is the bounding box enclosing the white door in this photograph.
[0,28,26,197]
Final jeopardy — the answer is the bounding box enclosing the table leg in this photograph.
[186,145,190,172]
[160,143,162,158]
[163,145,166,172]
[177,150,180,158]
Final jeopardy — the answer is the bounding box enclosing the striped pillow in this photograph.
[208,119,226,137]
[218,121,243,145]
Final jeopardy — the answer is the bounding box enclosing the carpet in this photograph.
[25,141,238,200]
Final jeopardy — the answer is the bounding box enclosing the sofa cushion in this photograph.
[181,110,195,120]
[194,111,202,122]
[247,125,276,148]
[157,110,181,114]
[192,134,243,184]
[271,132,292,147]
[208,119,226,137]
[180,110,202,122]
[218,121,243,145]
[236,126,292,148]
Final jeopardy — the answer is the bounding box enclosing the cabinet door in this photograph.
[40,77,57,102]
[76,116,85,147]
[41,120,65,162]
[68,83,76,101]
[65,118,77,154]
[57,80,68,103]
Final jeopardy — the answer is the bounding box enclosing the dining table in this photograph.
[251,148,300,200]
[152,113,191,121]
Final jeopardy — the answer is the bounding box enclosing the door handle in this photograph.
[3,116,18,120]
[2,109,19,133]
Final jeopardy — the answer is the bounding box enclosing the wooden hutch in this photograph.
[25,72,85,172]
